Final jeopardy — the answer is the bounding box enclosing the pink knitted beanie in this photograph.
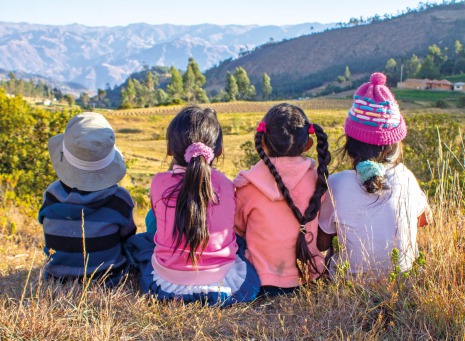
[344,72,407,146]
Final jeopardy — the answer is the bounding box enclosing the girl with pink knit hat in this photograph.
[318,72,432,279]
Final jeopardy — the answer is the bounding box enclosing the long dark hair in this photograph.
[254,103,331,278]
[164,105,223,266]
[341,136,402,193]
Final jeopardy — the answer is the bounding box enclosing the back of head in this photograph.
[166,105,223,266]
[343,72,406,193]
[254,103,331,278]
[48,112,126,192]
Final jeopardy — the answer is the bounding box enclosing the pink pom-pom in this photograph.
[370,72,387,86]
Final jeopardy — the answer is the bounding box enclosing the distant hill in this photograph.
[0,68,87,97]
[205,2,465,97]
[0,22,333,92]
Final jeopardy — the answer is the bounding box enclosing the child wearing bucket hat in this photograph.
[38,112,136,285]
[317,72,432,279]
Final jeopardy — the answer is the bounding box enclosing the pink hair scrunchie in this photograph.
[184,142,215,164]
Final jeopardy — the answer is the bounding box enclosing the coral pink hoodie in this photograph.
[234,156,325,288]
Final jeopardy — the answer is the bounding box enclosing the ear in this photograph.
[261,136,270,155]
[304,137,313,152]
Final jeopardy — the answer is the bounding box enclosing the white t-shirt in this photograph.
[319,163,429,278]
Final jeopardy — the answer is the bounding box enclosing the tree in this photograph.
[384,58,398,85]
[455,40,464,58]
[183,65,195,103]
[97,89,106,102]
[405,54,421,78]
[234,67,251,100]
[344,66,351,81]
[225,72,238,101]
[418,56,441,79]
[125,78,137,106]
[63,94,75,107]
[79,92,90,109]
[155,88,169,104]
[166,66,184,100]
[184,57,207,103]
[261,73,272,100]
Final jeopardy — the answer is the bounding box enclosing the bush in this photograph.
[434,99,449,108]
[0,89,79,202]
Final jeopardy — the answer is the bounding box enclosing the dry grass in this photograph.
[1,102,465,339]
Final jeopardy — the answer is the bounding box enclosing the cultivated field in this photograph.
[1,99,465,339]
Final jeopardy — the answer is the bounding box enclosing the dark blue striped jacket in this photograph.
[39,181,136,279]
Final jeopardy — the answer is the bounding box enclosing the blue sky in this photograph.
[0,0,442,26]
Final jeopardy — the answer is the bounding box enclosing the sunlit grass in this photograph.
[1,103,465,339]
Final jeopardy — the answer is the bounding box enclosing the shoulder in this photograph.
[211,169,234,192]
[327,170,356,186]
[114,186,134,204]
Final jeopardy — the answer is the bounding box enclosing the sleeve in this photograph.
[234,187,249,238]
[318,188,337,235]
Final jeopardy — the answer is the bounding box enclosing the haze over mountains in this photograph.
[0,22,333,92]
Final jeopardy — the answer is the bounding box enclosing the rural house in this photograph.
[397,79,430,90]
[397,78,453,91]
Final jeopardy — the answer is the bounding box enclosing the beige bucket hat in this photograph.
[48,112,126,191]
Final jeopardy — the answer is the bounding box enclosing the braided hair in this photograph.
[255,103,331,278]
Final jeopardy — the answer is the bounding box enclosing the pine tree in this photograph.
[234,67,251,100]
[261,73,272,100]
[225,72,238,101]
[166,66,184,100]
[183,64,195,103]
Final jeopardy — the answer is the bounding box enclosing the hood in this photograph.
[234,157,316,201]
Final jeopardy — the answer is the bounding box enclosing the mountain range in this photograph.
[0,22,333,92]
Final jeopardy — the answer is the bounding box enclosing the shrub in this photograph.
[434,99,449,108]
[0,89,79,202]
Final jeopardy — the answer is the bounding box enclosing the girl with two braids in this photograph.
[126,105,260,305]
[234,103,331,296]
[318,73,432,279]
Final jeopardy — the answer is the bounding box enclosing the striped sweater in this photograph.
[38,181,136,279]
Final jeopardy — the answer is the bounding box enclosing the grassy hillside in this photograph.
[2,99,465,339]
[205,2,465,97]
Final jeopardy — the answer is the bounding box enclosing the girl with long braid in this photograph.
[126,105,260,305]
[234,103,331,296]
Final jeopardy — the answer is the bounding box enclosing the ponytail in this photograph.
[173,154,217,266]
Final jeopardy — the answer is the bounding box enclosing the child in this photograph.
[317,72,432,278]
[39,112,136,286]
[234,103,331,296]
[126,105,260,305]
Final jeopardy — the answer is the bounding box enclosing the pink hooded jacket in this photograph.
[234,156,325,288]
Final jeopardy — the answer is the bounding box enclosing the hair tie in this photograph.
[256,121,267,133]
[184,142,215,164]
[308,123,315,135]
[356,160,386,183]
[299,225,307,234]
